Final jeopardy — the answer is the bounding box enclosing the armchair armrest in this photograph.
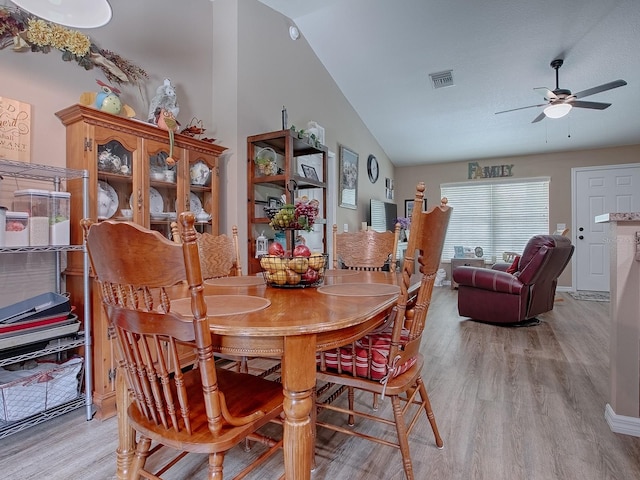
[491,263,510,272]
[452,266,525,295]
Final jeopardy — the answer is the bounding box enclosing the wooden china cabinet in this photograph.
[56,104,226,419]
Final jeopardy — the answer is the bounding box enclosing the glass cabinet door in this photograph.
[185,151,217,235]
[145,139,179,238]
[93,128,137,223]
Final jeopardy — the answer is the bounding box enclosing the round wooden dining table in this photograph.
[115,270,414,480]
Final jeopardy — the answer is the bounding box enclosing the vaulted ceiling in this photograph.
[259,0,640,166]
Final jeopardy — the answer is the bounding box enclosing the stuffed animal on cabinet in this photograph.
[154,107,179,165]
[147,78,179,124]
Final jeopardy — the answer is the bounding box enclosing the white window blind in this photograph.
[440,177,549,261]
[370,199,386,232]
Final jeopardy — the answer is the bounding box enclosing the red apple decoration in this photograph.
[293,244,311,257]
[302,267,319,284]
[268,241,285,257]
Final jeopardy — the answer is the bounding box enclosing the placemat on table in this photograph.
[317,283,401,296]
[204,276,265,287]
[172,295,270,316]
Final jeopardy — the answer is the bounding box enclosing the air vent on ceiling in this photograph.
[429,70,454,89]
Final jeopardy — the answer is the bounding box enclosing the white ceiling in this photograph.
[258,0,640,166]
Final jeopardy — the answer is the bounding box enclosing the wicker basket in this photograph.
[0,357,83,421]
[259,253,328,288]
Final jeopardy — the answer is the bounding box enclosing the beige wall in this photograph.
[2,0,638,285]
[1,0,390,269]
[211,0,392,267]
[395,144,640,287]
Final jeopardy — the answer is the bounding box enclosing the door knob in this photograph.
[579,227,584,232]
[578,235,584,240]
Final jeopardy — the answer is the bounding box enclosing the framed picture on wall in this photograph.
[339,144,358,209]
[405,198,426,218]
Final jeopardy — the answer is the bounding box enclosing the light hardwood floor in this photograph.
[2,289,640,479]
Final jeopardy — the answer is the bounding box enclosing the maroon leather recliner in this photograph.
[452,235,574,324]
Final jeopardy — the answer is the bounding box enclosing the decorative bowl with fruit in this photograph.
[264,196,319,232]
[259,243,327,288]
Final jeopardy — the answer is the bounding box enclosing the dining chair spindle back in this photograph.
[170,222,242,278]
[333,223,400,272]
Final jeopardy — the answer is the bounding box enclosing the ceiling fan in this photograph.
[496,59,627,123]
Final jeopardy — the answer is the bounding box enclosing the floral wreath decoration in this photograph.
[0,6,147,85]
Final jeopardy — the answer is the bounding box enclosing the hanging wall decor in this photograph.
[0,6,147,86]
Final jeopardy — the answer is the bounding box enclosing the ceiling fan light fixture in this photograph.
[11,0,113,28]
[544,103,572,119]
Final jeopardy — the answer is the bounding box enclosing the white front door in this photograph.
[572,163,640,292]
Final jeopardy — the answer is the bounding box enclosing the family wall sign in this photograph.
[468,161,513,179]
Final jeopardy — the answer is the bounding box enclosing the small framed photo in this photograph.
[454,246,465,258]
[301,164,319,181]
[267,196,281,208]
[405,198,426,218]
[385,188,394,200]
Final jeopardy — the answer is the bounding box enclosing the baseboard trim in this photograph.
[605,404,640,437]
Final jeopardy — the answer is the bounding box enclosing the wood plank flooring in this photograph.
[2,289,640,479]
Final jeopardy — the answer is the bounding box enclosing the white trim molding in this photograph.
[605,404,640,437]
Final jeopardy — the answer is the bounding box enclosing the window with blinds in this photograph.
[440,177,549,261]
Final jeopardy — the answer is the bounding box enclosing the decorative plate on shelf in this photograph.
[129,188,164,214]
[189,192,203,214]
[97,181,118,219]
[190,160,210,186]
[175,192,204,214]
[149,187,163,214]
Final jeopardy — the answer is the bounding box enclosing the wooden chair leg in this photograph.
[348,386,355,426]
[391,395,415,480]
[130,436,152,479]
[417,377,443,448]
[311,387,317,471]
[239,356,249,373]
[208,452,224,480]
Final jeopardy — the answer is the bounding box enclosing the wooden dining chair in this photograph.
[333,223,401,272]
[331,221,401,409]
[83,214,283,480]
[171,222,281,379]
[316,183,451,480]
[170,223,242,278]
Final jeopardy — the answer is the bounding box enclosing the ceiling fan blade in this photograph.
[571,100,611,110]
[573,79,627,99]
[495,103,547,115]
[531,112,546,123]
[534,87,557,100]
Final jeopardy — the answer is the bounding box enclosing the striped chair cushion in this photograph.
[317,327,417,381]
